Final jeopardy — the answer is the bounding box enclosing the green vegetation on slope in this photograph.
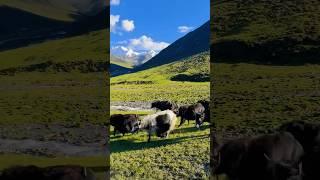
[111,52,210,104]
[0,72,108,124]
[0,30,108,71]
[213,63,320,134]
[0,0,76,21]
[211,0,320,64]
[112,51,209,83]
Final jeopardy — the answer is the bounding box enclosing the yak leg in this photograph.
[113,129,116,136]
[147,130,151,142]
[179,117,185,127]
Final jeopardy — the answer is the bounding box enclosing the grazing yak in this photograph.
[151,100,178,113]
[0,165,96,180]
[213,132,304,180]
[110,114,140,136]
[279,121,320,180]
[177,103,205,128]
[139,110,177,142]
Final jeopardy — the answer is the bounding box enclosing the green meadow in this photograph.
[0,30,108,179]
[110,52,210,179]
[212,63,320,134]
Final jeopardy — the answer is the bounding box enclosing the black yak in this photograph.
[139,110,177,142]
[213,132,303,180]
[279,121,320,180]
[151,100,178,113]
[177,103,205,128]
[0,165,96,180]
[110,114,140,136]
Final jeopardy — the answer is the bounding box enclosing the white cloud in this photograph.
[110,15,120,32]
[122,19,135,32]
[110,0,120,6]
[128,35,169,51]
[178,26,194,33]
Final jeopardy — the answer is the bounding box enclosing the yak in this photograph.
[213,132,303,180]
[139,110,177,142]
[0,165,96,180]
[279,121,320,180]
[151,100,178,113]
[110,114,140,136]
[177,103,205,128]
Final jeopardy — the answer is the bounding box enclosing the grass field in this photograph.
[111,51,210,104]
[0,72,108,125]
[110,110,210,179]
[213,63,320,134]
[110,52,210,179]
[0,27,108,178]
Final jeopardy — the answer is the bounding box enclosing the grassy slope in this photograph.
[212,0,319,43]
[0,0,76,21]
[0,28,108,176]
[0,30,107,71]
[213,63,320,133]
[111,51,210,104]
[110,55,133,69]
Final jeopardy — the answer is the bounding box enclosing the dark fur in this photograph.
[0,165,96,180]
[197,100,210,123]
[110,114,140,136]
[213,132,303,180]
[279,121,320,180]
[151,100,178,113]
[177,103,205,127]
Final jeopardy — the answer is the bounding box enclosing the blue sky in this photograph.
[110,0,210,65]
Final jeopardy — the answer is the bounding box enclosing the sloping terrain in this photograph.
[0,30,108,73]
[112,51,209,83]
[211,0,320,64]
[134,21,210,71]
[0,3,108,50]
[0,0,106,21]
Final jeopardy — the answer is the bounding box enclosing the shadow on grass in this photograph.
[110,133,208,153]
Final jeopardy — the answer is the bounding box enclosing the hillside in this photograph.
[134,21,210,71]
[111,51,209,84]
[0,0,106,21]
[211,0,320,64]
[0,30,108,73]
[0,4,108,50]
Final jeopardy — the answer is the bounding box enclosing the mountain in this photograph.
[211,0,320,65]
[133,21,210,71]
[111,46,157,66]
[0,2,108,51]
[111,51,210,83]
